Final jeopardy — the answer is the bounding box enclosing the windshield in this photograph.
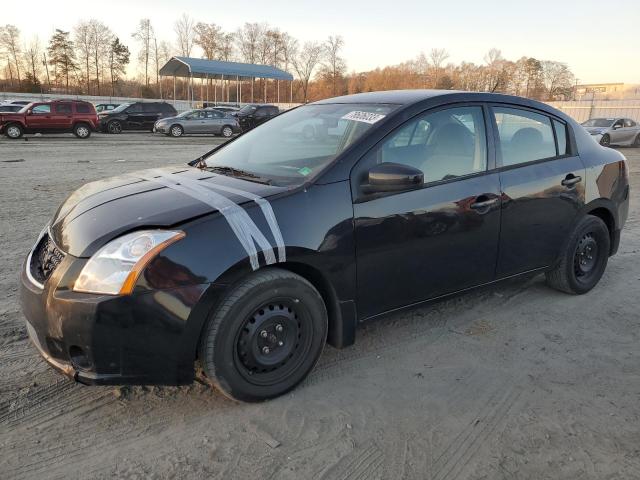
[582,118,615,128]
[108,103,131,113]
[238,105,258,115]
[203,103,397,185]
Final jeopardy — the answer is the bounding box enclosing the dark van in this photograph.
[98,102,178,134]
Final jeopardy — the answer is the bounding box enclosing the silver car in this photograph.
[581,117,640,147]
[154,109,241,138]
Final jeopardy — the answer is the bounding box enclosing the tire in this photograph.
[4,123,23,139]
[633,134,640,147]
[600,134,611,147]
[107,120,122,134]
[198,268,328,402]
[169,124,183,137]
[73,123,91,139]
[221,125,233,138]
[545,215,610,294]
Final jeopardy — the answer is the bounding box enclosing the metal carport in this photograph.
[159,56,294,106]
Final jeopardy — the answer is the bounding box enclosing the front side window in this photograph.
[32,104,51,114]
[624,119,636,128]
[204,103,397,186]
[493,107,556,166]
[612,119,624,128]
[371,106,487,183]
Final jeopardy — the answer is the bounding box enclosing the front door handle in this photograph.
[561,174,582,187]
[470,196,499,212]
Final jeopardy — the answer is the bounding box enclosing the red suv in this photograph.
[0,100,99,139]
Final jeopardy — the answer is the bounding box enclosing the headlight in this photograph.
[73,230,185,295]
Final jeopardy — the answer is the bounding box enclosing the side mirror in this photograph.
[26,109,32,115]
[363,163,424,193]
[613,124,622,130]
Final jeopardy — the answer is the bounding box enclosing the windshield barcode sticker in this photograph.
[342,111,386,124]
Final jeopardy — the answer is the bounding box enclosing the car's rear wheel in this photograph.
[198,268,327,402]
[5,123,23,139]
[545,215,610,294]
[170,125,183,137]
[600,134,611,147]
[221,125,233,138]
[73,123,91,139]
[633,134,640,147]
[107,120,122,134]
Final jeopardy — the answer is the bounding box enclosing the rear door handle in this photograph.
[561,175,582,187]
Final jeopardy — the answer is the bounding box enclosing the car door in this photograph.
[609,118,625,143]
[124,103,144,129]
[25,104,53,131]
[253,108,269,127]
[142,103,161,129]
[353,104,502,319]
[204,110,224,134]
[51,102,73,131]
[490,105,586,277]
[622,118,638,144]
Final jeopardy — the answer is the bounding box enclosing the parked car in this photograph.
[94,103,120,113]
[0,100,98,139]
[154,109,241,138]
[98,102,177,133]
[0,104,23,113]
[235,103,279,131]
[581,117,640,147]
[20,90,629,402]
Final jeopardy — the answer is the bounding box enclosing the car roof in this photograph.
[312,89,462,105]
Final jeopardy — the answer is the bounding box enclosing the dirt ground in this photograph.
[1,132,639,480]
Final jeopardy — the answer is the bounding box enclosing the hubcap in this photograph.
[7,126,20,137]
[171,126,182,136]
[574,233,598,278]
[77,127,89,137]
[223,127,232,137]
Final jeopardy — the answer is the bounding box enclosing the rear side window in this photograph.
[161,103,176,113]
[553,120,568,156]
[55,103,72,114]
[142,103,158,113]
[127,104,143,113]
[76,103,91,114]
[493,107,556,166]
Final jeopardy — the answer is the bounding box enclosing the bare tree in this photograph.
[320,35,346,95]
[194,22,222,60]
[24,37,42,86]
[541,60,574,100]
[74,21,92,93]
[152,39,172,96]
[132,19,153,89]
[0,25,23,86]
[89,20,113,95]
[429,48,449,87]
[174,13,195,57]
[292,41,323,102]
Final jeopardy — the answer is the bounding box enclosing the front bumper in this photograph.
[154,123,169,134]
[20,247,212,386]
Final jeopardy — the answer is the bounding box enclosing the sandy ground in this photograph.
[0,132,639,480]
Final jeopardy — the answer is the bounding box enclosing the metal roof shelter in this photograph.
[159,56,294,106]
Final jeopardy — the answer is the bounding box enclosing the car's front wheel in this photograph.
[198,268,328,402]
[4,123,23,139]
[545,215,610,294]
[600,134,611,147]
[170,125,183,137]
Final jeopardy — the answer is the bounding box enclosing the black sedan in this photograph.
[21,90,630,402]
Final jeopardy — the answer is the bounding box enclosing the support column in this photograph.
[290,80,293,105]
[173,75,176,106]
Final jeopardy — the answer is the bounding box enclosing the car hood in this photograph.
[50,166,287,257]
[583,126,609,134]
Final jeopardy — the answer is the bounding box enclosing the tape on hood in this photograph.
[134,170,276,270]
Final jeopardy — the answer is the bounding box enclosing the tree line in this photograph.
[0,18,576,103]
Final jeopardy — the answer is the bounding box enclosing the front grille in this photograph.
[30,233,65,284]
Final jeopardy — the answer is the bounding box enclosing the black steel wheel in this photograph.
[546,215,610,294]
[198,268,327,402]
[600,134,611,147]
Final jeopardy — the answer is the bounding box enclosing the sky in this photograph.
[4,0,640,84]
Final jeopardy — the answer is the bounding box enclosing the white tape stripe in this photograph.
[198,180,286,263]
[149,169,278,268]
[135,170,276,270]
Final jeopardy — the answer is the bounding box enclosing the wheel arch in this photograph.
[582,199,618,255]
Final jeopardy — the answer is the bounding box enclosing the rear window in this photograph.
[493,107,556,166]
[76,103,92,114]
[55,103,72,114]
